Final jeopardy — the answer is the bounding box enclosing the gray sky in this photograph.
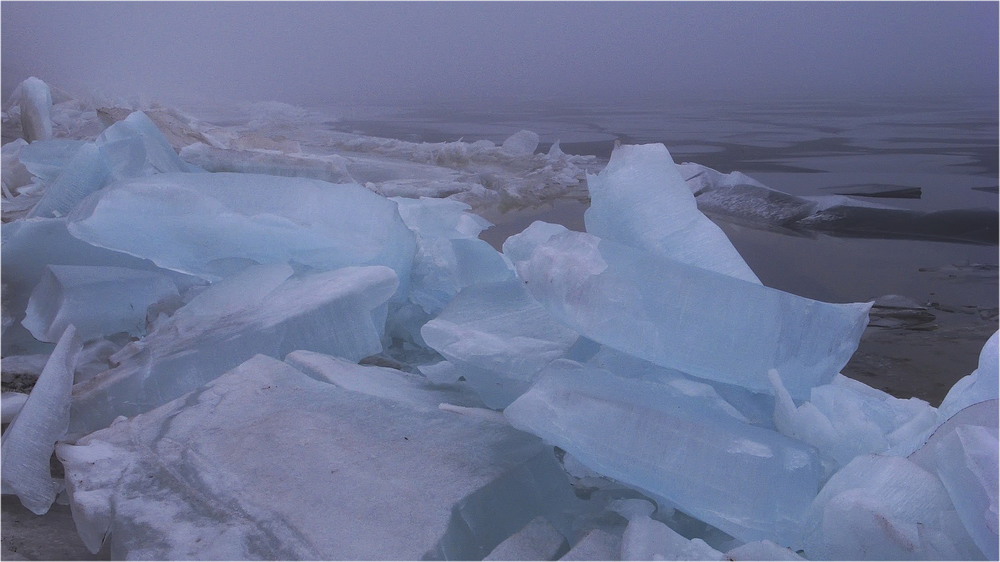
[2,1,997,106]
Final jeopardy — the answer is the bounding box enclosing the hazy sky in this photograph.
[2,1,997,106]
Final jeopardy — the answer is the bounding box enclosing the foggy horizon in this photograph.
[2,1,998,108]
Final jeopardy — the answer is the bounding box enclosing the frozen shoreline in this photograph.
[1,80,997,560]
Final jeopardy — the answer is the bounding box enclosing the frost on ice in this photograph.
[1,79,997,560]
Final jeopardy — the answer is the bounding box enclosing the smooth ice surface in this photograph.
[1,326,81,515]
[484,516,566,561]
[58,354,575,560]
[66,172,416,285]
[16,77,53,142]
[934,424,999,559]
[421,279,582,408]
[1,218,198,356]
[586,144,760,283]
[27,143,111,219]
[22,265,178,343]
[1,392,30,424]
[70,265,398,434]
[801,454,981,560]
[614,499,724,561]
[938,330,999,421]
[504,223,871,398]
[13,139,88,184]
[560,529,622,561]
[501,130,541,157]
[504,360,825,545]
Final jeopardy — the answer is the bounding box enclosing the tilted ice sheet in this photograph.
[586,144,760,283]
[504,359,825,545]
[937,330,999,421]
[421,279,582,409]
[504,223,871,398]
[22,265,178,343]
[66,172,416,286]
[1,326,81,515]
[58,354,576,560]
[69,265,398,434]
[179,142,354,183]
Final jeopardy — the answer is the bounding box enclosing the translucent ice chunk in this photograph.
[393,197,513,316]
[12,139,88,185]
[179,142,354,183]
[69,265,398,434]
[95,111,198,178]
[501,130,540,156]
[421,279,582,408]
[801,454,981,560]
[938,330,999,421]
[26,143,111,219]
[560,528,622,561]
[16,77,53,142]
[22,265,178,343]
[484,516,566,561]
[504,223,871,398]
[1,218,198,356]
[614,498,725,561]
[934,424,999,560]
[770,370,937,466]
[586,144,760,283]
[1,325,81,514]
[2,138,33,194]
[66,172,416,286]
[59,354,576,559]
[504,360,825,545]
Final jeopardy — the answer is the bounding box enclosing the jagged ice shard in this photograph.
[69,264,398,434]
[1,325,82,514]
[15,77,53,143]
[586,144,760,283]
[504,223,872,398]
[58,354,576,560]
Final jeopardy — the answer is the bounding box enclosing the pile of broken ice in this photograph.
[2,78,997,560]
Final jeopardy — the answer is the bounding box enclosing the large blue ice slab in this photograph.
[504,223,871,399]
[505,360,825,545]
[65,172,416,287]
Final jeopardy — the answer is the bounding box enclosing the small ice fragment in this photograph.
[501,130,540,156]
[586,144,760,283]
[22,265,178,343]
[1,325,81,514]
[16,77,53,142]
[614,498,725,560]
[484,516,566,561]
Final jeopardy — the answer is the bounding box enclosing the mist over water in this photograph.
[2,2,997,107]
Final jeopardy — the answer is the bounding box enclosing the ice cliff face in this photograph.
[1,78,996,560]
